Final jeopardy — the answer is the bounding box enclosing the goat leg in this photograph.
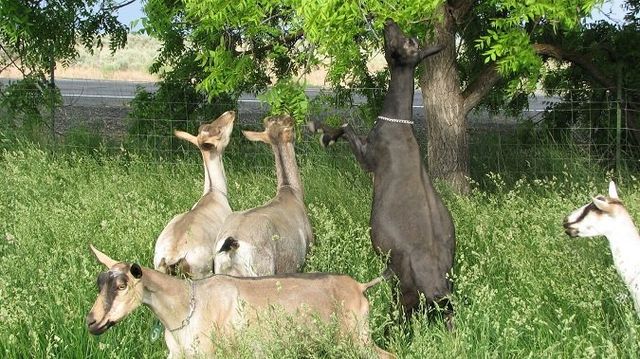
[307,120,345,147]
[341,124,374,172]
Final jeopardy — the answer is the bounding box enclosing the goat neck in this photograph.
[139,267,192,332]
[272,141,303,200]
[604,210,640,280]
[379,66,416,122]
[201,149,228,198]
[379,19,443,122]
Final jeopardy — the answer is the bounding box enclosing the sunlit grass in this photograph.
[1,136,639,358]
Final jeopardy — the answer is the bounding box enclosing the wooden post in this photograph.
[616,64,622,179]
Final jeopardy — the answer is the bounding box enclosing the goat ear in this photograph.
[217,110,236,121]
[419,44,445,60]
[174,130,198,146]
[593,196,612,212]
[89,244,118,269]
[242,130,270,143]
[608,181,619,199]
[130,263,143,279]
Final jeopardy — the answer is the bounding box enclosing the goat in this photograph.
[213,115,313,276]
[563,181,640,317]
[86,245,395,358]
[153,111,235,279]
[308,19,455,325]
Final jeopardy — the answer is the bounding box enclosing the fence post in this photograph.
[49,47,56,146]
[616,65,622,179]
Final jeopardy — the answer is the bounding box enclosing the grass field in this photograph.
[0,129,639,358]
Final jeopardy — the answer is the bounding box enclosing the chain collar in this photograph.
[377,115,414,125]
[168,279,196,332]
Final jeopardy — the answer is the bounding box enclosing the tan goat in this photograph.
[213,115,313,276]
[86,245,395,358]
[153,111,235,279]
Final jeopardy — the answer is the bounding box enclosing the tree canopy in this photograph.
[0,0,131,80]
[142,0,607,192]
[0,0,134,141]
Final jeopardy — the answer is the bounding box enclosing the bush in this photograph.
[0,76,61,143]
[126,79,235,153]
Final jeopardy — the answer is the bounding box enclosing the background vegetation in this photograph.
[0,129,639,357]
[1,0,640,357]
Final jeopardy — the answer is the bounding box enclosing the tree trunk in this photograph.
[419,9,470,194]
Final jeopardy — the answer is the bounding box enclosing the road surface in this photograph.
[0,77,558,125]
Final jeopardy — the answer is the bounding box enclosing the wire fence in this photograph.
[1,77,638,182]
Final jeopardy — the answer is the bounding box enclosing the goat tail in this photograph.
[306,120,345,148]
[361,267,395,292]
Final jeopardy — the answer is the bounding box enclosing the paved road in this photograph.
[0,77,423,107]
[0,77,558,125]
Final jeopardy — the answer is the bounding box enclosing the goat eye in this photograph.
[117,284,127,291]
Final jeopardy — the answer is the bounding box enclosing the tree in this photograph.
[0,0,131,80]
[530,3,640,165]
[149,0,601,193]
[0,0,132,138]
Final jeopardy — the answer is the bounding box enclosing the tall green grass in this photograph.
[1,135,639,358]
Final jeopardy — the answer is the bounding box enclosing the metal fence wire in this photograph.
[0,78,638,182]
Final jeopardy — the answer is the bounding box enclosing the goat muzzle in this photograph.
[86,312,114,335]
[562,218,578,237]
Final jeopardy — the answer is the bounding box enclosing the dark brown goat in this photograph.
[309,19,456,326]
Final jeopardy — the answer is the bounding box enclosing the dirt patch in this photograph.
[53,105,131,142]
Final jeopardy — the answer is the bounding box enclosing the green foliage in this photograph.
[212,308,379,358]
[0,76,61,142]
[469,130,612,188]
[126,79,235,152]
[0,0,132,144]
[529,18,640,161]
[171,0,599,118]
[474,0,599,95]
[63,124,110,153]
[258,80,309,125]
[1,139,640,357]
[0,0,129,77]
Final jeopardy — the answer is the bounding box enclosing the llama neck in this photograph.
[201,151,228,197]
[272,142,302,199]
[141,268,192,333]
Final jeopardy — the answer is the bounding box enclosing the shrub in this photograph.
[126,78,235,154]
[0,76,61,143]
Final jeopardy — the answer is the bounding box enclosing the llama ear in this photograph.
[608,181,619,199]
[593,196,613,212]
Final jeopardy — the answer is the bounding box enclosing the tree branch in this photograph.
[532,43,616,89]
[103,0,137,12]
[462,64,501,114]
[447,0,476,24]
[0,43,26,78]
[532,43,640,144]
[239,30,304,55]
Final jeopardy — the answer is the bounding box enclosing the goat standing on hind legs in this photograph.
[309,19,456,328]
[153,111,235,279]
[563,181,640,318]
